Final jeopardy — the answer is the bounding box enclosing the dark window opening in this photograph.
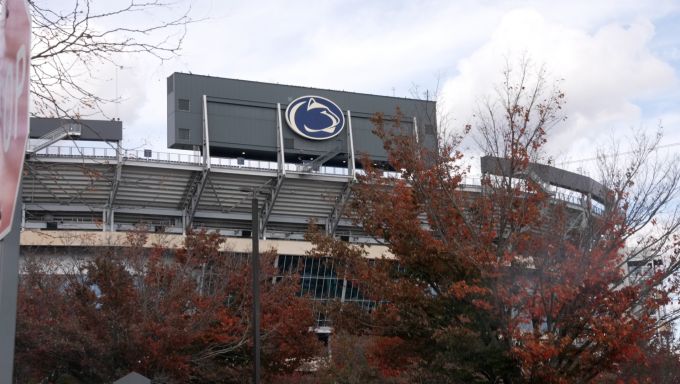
[178,128,190,140]
[178,98,191,112]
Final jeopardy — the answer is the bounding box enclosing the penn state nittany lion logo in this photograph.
[285,95,345,140]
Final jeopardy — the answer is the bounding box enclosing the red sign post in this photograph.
[0,0,30,382]
[0,0,30,240]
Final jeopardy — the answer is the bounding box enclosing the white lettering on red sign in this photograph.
[0,0,31,240]
[1,45,27,153]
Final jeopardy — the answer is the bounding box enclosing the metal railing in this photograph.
[30,145,117,158]
[28,145,606,215]
[29,124,82,153]
[29,145,353,175]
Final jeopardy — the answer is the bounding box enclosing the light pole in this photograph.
[251,193,261,384]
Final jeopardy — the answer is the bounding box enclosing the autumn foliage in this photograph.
[309,64,680,383]
[14,230,320,383]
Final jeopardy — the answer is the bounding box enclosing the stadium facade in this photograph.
[20,73,612,326]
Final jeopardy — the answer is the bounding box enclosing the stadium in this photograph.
[20,73,611,327]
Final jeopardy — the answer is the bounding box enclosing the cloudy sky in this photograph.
[59,0,680,175]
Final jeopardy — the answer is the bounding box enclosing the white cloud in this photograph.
[440,8,678,168]
[43,0,679,162]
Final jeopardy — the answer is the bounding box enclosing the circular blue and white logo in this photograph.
[285,95,345,140]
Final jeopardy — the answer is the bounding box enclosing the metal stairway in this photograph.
[27,123,82,153]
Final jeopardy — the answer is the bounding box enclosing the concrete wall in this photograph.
[20,230,393,259]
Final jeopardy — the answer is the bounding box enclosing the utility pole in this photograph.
[251,194,261,384]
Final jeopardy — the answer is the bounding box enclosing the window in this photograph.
[178,128,190,140]
[178,98,190,112]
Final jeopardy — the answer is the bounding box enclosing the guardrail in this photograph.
[31,145,118,158]
[29,145,354,175]
[28,145,606,215]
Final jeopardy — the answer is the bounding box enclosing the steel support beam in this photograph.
[251,195,261,384]
[183,169,210,232]
[259,175,284,238]
[259,105,287,238]
[23,203,328,226]
[276,103,286,176]
[201,94,212,170]
[300,145,342,172]
[182,95,212,233]
[347,110,356,180]
[23,203,104,212]
[105,142,123,231]
[413,116,419,144]
[327,181,353,235]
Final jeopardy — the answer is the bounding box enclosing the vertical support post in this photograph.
[202,95,211,170]
[346,110,356,180]
[251,195,261,384]
[113,141,121,233]
[276,103,286,176]
[107,141,122,232]
[413,116,419,144]
[271,255,279,283]
[180,94,213,235]
[340,278,348,303]
[0,198,21,383]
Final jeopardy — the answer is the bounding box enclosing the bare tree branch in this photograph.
[21,0,202,118]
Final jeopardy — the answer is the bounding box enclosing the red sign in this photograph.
[0,0,30,240]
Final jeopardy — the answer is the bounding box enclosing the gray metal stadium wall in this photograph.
[167,73,438,165]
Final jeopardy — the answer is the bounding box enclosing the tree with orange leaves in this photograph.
[309,61,680,383]
[15,229,320,383]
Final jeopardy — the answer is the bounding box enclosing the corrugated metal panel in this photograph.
[23,162,113,206]
[23,155,353,236]
[115,167,193,208]
[167,73,438,164]
[273,178,345,218]
[198,173,270,213]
